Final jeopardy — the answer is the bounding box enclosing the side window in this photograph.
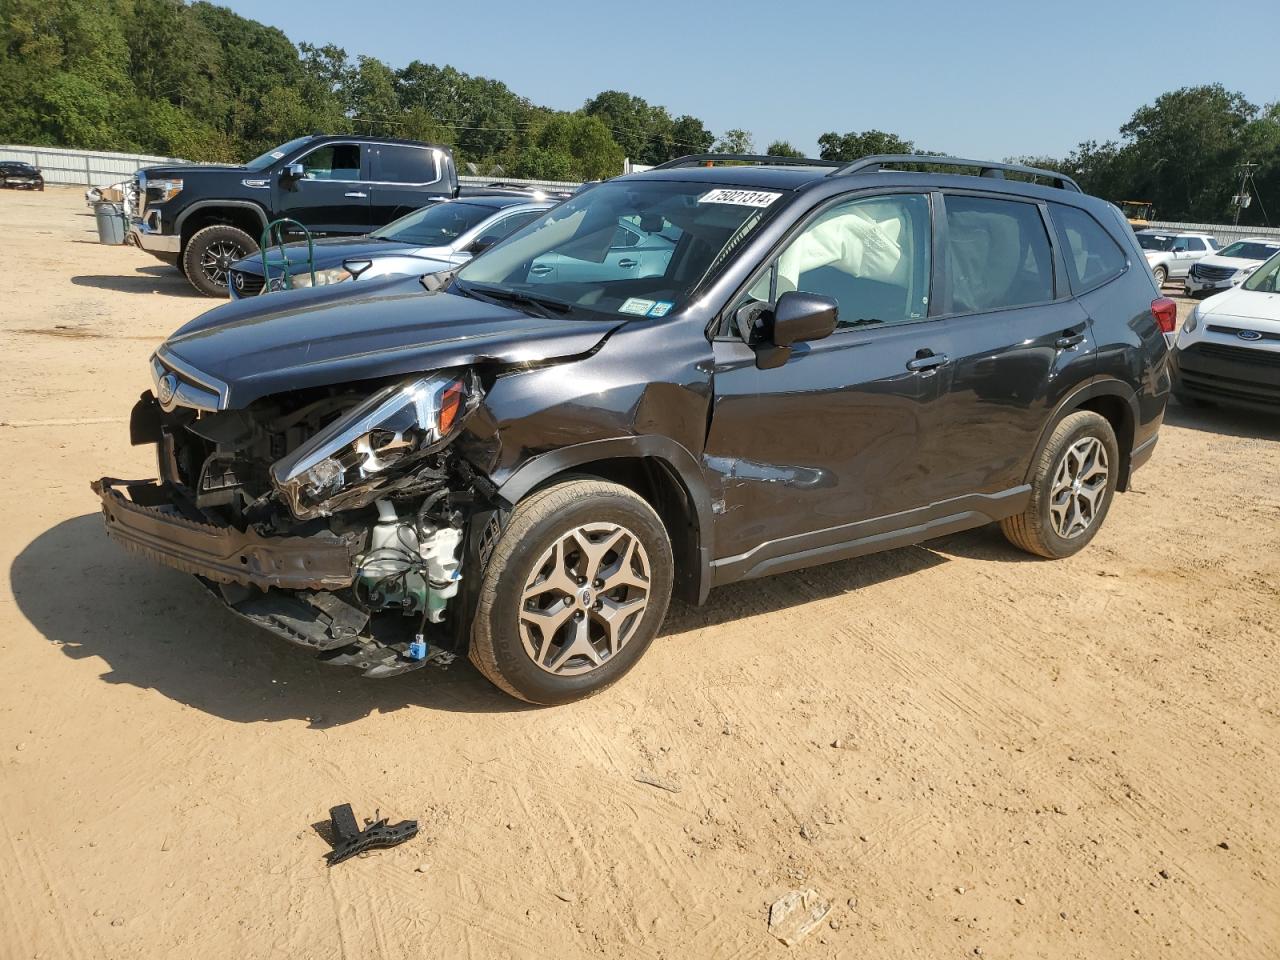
[1171,238,1189,252]
[758,193,931,329]
[300,144,362,181]
[1185,237,1205,252]
[1049,202,1128,291]
[375,145,436,184]
[611,223,641,248]
[944,195,1054,312]
[482,210,541,242]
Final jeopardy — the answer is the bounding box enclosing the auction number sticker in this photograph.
[698,188,782,207]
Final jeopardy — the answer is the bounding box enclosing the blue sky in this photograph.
[222,0,1279,159]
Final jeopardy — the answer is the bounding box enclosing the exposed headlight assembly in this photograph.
[271,371,481,519]
[289,266,352,288]
[148,178,183,202]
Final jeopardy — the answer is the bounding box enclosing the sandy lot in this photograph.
[0,188,1277,960]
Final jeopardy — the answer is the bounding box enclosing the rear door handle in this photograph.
[906,353,948,372]
[344,191,367,198]
[1056,332,1086,349]
[618,258,638,268]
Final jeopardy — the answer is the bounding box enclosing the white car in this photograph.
[1171,249,1280,411]
[1183,237,1280,296]
[1135,230,1218,286]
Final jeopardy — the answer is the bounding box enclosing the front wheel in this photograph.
[1153,265,1168,286]
[182,224,257,297]
[1001,411,1119,559]
[469,479,674,705]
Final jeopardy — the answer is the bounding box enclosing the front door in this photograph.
[704,192,950,569]
[275,142,371,237]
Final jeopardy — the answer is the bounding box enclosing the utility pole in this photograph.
[1232,162,1258,226]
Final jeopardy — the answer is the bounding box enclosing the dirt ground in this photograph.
[1,187,1277,960]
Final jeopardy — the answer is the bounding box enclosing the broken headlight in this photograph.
[271,371,480,519]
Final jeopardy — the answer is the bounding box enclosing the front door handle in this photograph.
[906,352,948,372]
[617,258,638,268]
[529,264,553,276]
[344,191,367,198]
[1056,332,1086,349]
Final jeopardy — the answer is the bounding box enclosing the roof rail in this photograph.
[830,154,1082,192]
[649,153,842,171]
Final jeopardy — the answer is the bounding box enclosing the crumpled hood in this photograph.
[161,280,627,408]
[233,236,422,275]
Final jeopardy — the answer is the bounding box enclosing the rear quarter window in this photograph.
[1049,203,1127,291]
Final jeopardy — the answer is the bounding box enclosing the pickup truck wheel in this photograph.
[470,479,674,705]
[1000,411,1119,559]
[182,224,257,297]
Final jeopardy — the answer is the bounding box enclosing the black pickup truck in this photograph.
[131,135,479,296]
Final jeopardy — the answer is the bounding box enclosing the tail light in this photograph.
[1151,297,1178,334]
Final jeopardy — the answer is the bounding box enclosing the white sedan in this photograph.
[1171,249,1280,411]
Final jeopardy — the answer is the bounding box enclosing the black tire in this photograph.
[1153,265,1168,286]
[470,479,674,705]
[182,224,257,297]
[1001,411,1120,559]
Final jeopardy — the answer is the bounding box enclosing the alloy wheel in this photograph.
[199,240,245,288]
[518,522,651,676]
[1049,436,1109,539]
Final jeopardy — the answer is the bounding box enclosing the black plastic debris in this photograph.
[323,803,418,866]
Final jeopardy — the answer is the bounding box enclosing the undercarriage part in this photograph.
[211,581,368,651]
[324,803,418,867]
[93,477,359,591]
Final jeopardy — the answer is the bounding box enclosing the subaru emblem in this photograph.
[157,372,178,405]
[1237,329,1263,341]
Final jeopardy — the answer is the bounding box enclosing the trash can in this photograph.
[93,201,127,245]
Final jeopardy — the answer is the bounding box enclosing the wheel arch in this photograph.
[1028,378,1139,492]
[175,201,268,252]
[495,437,714,605]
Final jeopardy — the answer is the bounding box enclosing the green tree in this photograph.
[516,112,623,181]
[765,139,805,158]
[714,129,754,153]
[817,129,914,161]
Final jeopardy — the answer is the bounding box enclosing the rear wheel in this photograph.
[182,224,257,297]
[469,479,674,705]
[1001,411,1119,559]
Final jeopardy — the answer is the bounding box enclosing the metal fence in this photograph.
[0,144,184,187]
[1146,220,1280,246]
[0,144,584,194]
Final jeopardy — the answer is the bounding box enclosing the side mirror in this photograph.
[282,162,305,180]
[469,235,501,255]
[752,291,838,369]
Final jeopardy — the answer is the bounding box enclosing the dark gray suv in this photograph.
[94,154,1173,704]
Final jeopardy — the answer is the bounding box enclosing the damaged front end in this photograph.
[93,366,496,678]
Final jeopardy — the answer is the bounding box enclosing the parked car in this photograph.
[1184,237,1280,296]
[525,214,678,285]
[93,153,1171,704]
[1136,230,1219,286]
[129,134,534,297]
[0,161,44,190]
[228,195,554,298]
[1171,249,1280,411]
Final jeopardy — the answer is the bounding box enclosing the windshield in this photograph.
[455,179,786,318]
[372,200,494,245]
[1242,250,1280,293]
[1218,240,1280,261]
[1137,234,1175,252]
[245,136,313,172]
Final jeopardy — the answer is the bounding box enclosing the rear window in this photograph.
[373,144,438,185]
[944,195,1054,312]
[1050,203,1127,290]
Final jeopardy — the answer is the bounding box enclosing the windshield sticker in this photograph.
[619,297,656,315]
[698,188,782,208]
[270,151,285,159]
[647,301,674,317]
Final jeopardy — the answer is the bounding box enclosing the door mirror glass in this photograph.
[282,162,305,179]
[469,235,501,254]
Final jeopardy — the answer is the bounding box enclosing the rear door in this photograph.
[368,143,445,227]
[925,192,1093,501]
[275,141,371,237]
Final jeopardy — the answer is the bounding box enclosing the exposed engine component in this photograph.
[354,496,462,626]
